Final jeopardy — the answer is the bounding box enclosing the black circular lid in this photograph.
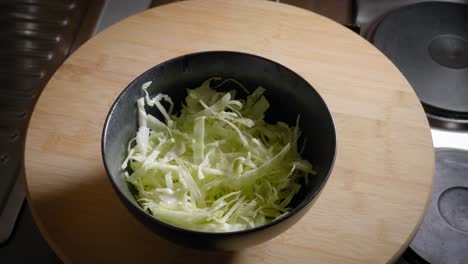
[372,2,468,121]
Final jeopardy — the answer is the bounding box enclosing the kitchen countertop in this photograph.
[23,0,435,263]
[432,129,468,151]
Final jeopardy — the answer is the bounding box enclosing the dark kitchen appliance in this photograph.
[371,2,468,130]
[356,1,468,263]
[0,0,103,262]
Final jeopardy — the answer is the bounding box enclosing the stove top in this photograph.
[410,149,468,264]
[372,2,468,129]
[363,1,468,263]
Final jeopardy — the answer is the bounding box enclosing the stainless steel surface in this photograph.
[93,0,151,34]
[355,0,468,37]
[273,0,353,25]
[0,0,90,244]
[0,172,24,243]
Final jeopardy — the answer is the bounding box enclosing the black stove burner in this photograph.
[410,148,468,264]
[372,2,468,129]
[428,35,468,70]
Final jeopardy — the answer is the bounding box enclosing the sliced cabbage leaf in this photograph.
[122,78,314,232]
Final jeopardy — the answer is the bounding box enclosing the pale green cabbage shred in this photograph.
[122,77,314,232]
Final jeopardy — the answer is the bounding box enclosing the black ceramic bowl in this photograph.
[102,51,336,251]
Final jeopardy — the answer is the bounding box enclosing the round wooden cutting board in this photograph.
[24,0,434,263]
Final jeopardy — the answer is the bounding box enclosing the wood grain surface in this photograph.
[24,0,434,263]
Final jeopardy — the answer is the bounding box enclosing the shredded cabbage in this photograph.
[122,78,315,232]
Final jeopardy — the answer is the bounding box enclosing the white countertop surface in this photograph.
[431,128,468,151]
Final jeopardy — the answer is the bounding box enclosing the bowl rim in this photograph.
[101,50,336,237]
